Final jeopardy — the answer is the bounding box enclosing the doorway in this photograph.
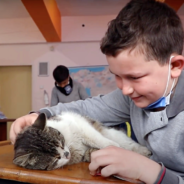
[0,66,32,139]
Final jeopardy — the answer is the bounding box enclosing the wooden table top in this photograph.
[0,141,136,184]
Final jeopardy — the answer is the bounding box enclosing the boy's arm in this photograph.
[10,89,130,143]
[153,164,182,184]
[50,87,59,106]
[89,146,184,184]
[39,89,131,125]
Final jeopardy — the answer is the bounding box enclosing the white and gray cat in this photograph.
[13,112,151,170]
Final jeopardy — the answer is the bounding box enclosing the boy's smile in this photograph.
[107,49,174,108]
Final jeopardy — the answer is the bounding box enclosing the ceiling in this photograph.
[0,0,183,43]
[0,0,30,19]
[56,0,130,16]
[1,0,183,19]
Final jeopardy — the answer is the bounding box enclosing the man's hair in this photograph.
[101,0,184,65]
[53,65,69,83]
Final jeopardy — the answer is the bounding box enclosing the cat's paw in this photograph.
[135,146,152,157]
[104,140,120,148]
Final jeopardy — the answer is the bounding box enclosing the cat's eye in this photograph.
[55,154,61,159]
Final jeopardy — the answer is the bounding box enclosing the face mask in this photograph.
[144,56,175,110]
[55,78,73,96]
[63,84,72,95]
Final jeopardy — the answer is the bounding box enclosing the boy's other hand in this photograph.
[10,113,39,144]
[89,146,161,184]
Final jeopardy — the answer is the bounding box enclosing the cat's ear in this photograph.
[13,152,32,167]
[32,113,47,130]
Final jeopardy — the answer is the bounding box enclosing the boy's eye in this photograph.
[131,77,138,79]
[115,75,141,80]
[129,76,141,80]
[115,75,121,79]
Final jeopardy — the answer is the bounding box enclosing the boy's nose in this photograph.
[122,87,134,95]
[121,82,134,95]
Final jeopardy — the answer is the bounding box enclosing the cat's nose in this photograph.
[64,151,69,157]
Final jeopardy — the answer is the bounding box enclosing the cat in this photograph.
[13,112,151,170]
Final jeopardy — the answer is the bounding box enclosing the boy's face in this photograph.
[57,77,70,88]
[107,49,173,108]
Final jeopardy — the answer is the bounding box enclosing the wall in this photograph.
[62,15,115,42]
[32,42,108,110]
[0,17,46,44]
[0,15,116,110]
[0,15,115,65]
[0,14,184,111]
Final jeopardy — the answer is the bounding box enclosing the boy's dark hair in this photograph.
[53,65,69,83]
[101,0,184,65]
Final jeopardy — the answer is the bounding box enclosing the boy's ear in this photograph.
[171,55,184,78]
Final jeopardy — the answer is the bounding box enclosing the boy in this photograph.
[51,65,89,106]
[10,0,184,183]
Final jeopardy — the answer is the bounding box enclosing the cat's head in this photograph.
[13,113,71,170]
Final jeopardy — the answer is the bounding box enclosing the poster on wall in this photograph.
[69,65,117,97]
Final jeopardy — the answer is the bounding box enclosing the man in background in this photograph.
[51,65,89,106]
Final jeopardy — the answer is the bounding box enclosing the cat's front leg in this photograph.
[83,148,99,162]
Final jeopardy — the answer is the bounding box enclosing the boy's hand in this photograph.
[89,146,161,184]
[10,113,39,144]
